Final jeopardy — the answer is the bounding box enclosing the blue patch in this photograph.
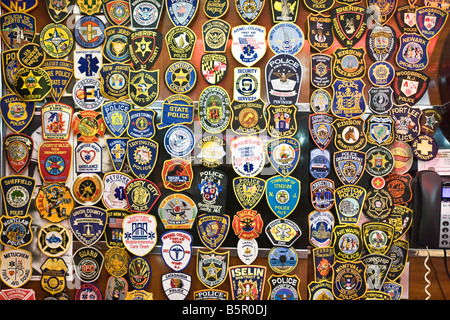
[164,125,195,157]
[0,0,37,13]
[309,113,334,150]
[74,15,105,48]
[368,61,395,87]
[266,137,300,177]
[157,94,195,129]
[196,213,230,251]
[266,175,300,219]
[166,0,198,26]
[0,12,35,49]
[69,206,107,246]
[395,33,429,71]
[0,175,35,217]
[331,79,366,119]
[106,138,128,171]
[268,247,298,273]
[127,109,156,139]
[310,148,330,179]
[415,7,449,40]
[102,101,132,137]
[0,94,35,133]
[164,61,197,94]
[127,138,159,179]
[334,150,366,185]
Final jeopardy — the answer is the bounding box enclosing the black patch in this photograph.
[391,70,430,106]
[331,5,367,48]
[308,13,334,52]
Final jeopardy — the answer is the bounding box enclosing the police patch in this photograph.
[332,117,367,151]
[105,211,129,249]
[202,19,230,53]
[0,175,35,218]
[332,260,367,300]
[387,239,409,281]
[233,177,265,210]
[13,67,52,102]
[102,101,131,137]
[395,33,429,71]
[266,175,300,219]
[203,0,228,18]
[310,178,335,212]
[0,215,33,248]
[99,62,131,101]
[4,133,33,175]
[166,0,198,26]
[162,272,192,300]
[334,150,366,185]
[361,253,392,291]
[127,138,158,179]
[307,13,334,52]
[40,257,68,295]
[310,148,331,179]
[333,47,366,80]
[165,26,197,60]
[265,53,302,106]
[415,6,448,40]
[236,0,264,23]
[230,98,267,135]
[39,23,73,59]
[267,104,297,138]
[106,137,128,171]
[17,43,46,69]
[103,26,131,63]
[366,24,397,61]
[367,0,397,25]
[364,187,394,220]
[391,70,430,106]
[368,61,395,86]
[270,0,299,22]
[237,238,258,265]
[195,135,226,168]
[334,184,366,224]
[310,88,332,113]
[390,104,422,142]
[267,274,300,300]
[366,114,395,146]
[267,137,300,177]
[130,0,164,29]
[366,146,394,177]
[331,79,366,119]
[125,179,161,214]
[103,0,131,25]
[194,168,227,214]
[368,86,394,114]
[310,53,332,88]
[333,224,362,261]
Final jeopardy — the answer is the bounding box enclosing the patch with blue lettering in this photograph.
[0,175,35,217]
[228,265,266,300]
[395,33,429,71]
[331,79,366,119]
[268,22,304,56]
[164,125,195,157]
[266,175,300,219]
[157,94,195,129]
[74,48,102,79]
[231,25,266,67]
[166,0,198,26]
[310,148,330,179]
[102,172,132,210]
[308,210,334,248]
[197,213,230,251]
[102,101,132,137]
[267,137,300,177]
[106,137,129,171]
[161,230,193,272]
[125,179,161,214]
[69,206,107,246]
[415,6,448,40]
[127,138,159,179]
[0,94,34,133]
[334,150,366,185]
[122,213,157,256]
[127,109,156,139]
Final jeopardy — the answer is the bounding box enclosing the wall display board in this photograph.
[0,0,448,302]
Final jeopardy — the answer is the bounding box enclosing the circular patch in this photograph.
[268,246,298,274]
[71,173,103,205]
[40,23,74,59]
[411,134,439,161]
[74,15,106,48]
[73,78,105,110]
[310,88,332,113]
[387,140,413,175]
[367,61,395,86]
[268,22,304,56]
[366,146,394,177]
[371,176,386,189]
[165,60,197,94]
[164,125,195,157]
[17,43,46,69]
